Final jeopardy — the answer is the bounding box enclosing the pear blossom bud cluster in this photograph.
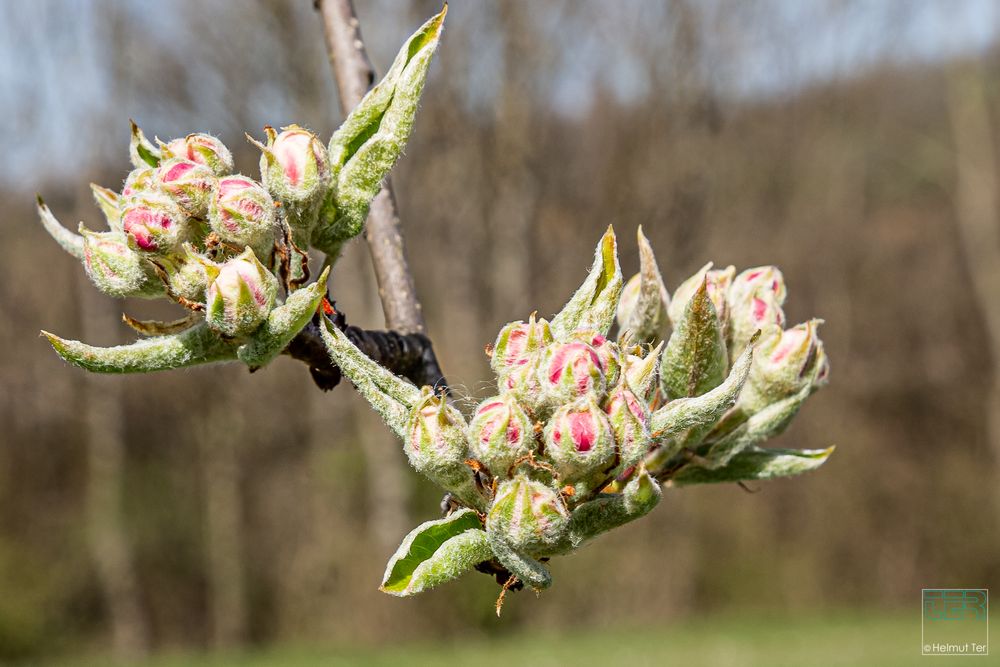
[38,7,448,377]
[320,225,833,602]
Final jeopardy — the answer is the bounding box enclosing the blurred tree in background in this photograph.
[1,0,998,661]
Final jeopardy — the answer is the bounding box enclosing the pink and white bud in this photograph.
[490,314,554,378]
[208,176,277,250]
[544,396,616,485]
[727,266,787,359]
[256,125,331,205]
[81,228,161,298]
[122,167,155,198]
[469,395,534,476]
[568,330,621,387]
[498,354,544,414]
[742,319,828,410]
[161,133,234,177]
[204,248,278,337]
[121,193,187,254]
[405,391,470,477]
[603,381,652,475]
[154,158,216,218]
[537,341,607,407]
[668,263,735,330]
[486,475,570,553]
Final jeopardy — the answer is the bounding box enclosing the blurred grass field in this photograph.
[45,610,927,667]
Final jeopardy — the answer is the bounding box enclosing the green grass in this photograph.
[48,610,929,667]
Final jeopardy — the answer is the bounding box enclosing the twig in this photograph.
[317,0,426,335]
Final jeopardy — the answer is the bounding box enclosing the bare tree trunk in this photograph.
[201,394,247,649]
[77,195,150,661]
[946,66,1000,517]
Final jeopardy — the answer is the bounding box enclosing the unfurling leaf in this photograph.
[670,445,834,486]
[550,226,623,340]
[660,278,728,399]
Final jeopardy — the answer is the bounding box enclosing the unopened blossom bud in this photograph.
[122,167,154,198]
[538,341,607,407]
[208,176,277,251]
[469,395,534,476]
[603,381,652,475]
[254,125,330,207]
[154,158,216,218]
[165,245,218,303]
[81,227,162,298]
[740,319,828,411]
[569,331,621,387]
[668,263,735,330]
[490,314,553,378]
[544,396,616,485]
[498,355,543,413]
[405,390,470,479]
[486,475,570,553]
[121,193,187,254]
[727,266,786,360]
[161,133,234,176]
[204,248,278,337]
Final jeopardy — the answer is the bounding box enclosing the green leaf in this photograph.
[618,226,670,344]
[550,226,623,339]
[36,195,84,260]
[660,278,727,399]
[380,509,491,597]
[129,120,162,169]
[670,445,834,486]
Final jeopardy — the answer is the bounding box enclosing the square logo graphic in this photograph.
[922,589,989,656]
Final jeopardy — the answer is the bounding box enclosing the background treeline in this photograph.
[0,0,998,661]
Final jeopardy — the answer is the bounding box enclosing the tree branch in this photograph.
[317,0,426,335]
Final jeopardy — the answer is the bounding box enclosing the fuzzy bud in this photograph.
[569,331,621,387]
[538,341,607,407]
[208,176,277,251]
[121,193,187,254]
[486,475,570,553]
[405,390,470,478]
[154,158,216,218]
[603,381,652,476]
[668,263,735,330]
[740,320,828,412]
[490,314,553,378]
[81,228,162,298]
[204,248,278,337]
[122,167,154,198]
[164,246,218,303]
[256,125,330,207]
[469,395,534,477]
[727,266,786,360]
[161,133,234,177]
[544,396,617,485]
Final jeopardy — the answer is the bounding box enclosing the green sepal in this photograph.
[236,267,329,370]
[550,226,623,340]
[660,277,728,399]
[36,195,84,260]
[380,508,491,597]
[41,323,236,374]
[670,445,835,486]
[314,6,447,253]
[129,120,161,168]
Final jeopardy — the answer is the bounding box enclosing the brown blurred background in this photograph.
[1,0,998,662]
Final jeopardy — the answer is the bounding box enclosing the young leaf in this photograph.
[550,226,623,340]
[669,445,835,486]
[616,226,670,344]
[36,195,84,260]
[380,509,491,597]
[659,278,728,399]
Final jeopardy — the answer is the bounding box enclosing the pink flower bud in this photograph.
[469,395,534,476]
[154,158,216,218]
[742,319,828,409]
[81,228,161,298]
[544,396,616,485]
[162,133,234,177]
[256,125,330,205]
[486,475,570,553]
[603,382,652,476]
[568,331,621,387]
[727,266,787,358]
[120,193,187,254]
[204,248,278,337]
[122,167,154,198]
[538,341,607,407]
[405,392,470,476]
[490,314,553,378]
[208,176,277,250]
[668,263,735,330]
